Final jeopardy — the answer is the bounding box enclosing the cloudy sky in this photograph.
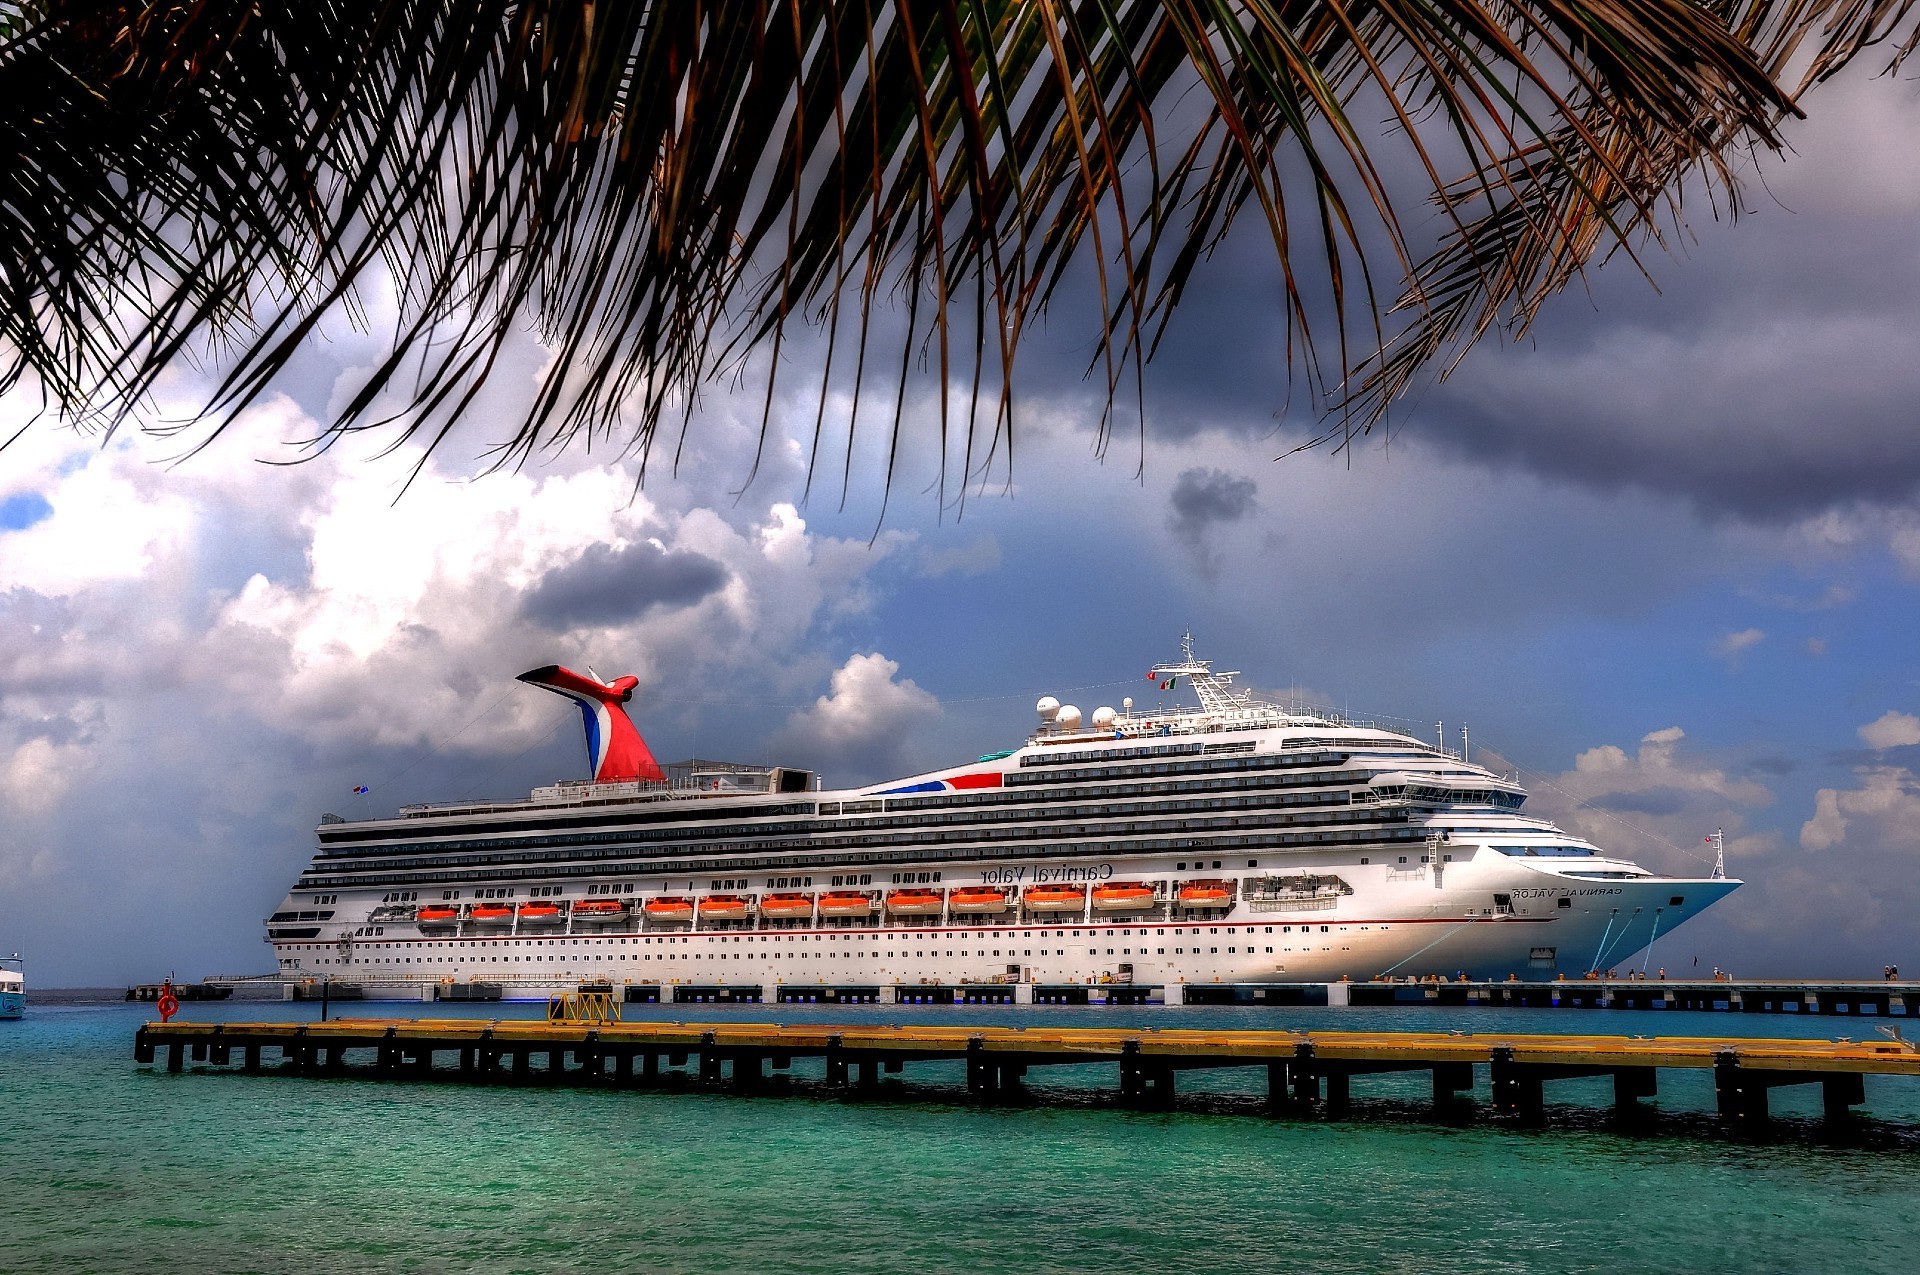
[3,68,1919,986]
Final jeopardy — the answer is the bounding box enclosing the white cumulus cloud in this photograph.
[777,652,941,784]
[1802,766,1920,851]
[1859,710,1920,750]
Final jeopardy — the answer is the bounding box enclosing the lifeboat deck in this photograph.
[136,1019,1920,1124]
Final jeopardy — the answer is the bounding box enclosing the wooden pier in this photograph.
[135,1019,1920,1124]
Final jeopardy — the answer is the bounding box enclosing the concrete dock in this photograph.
[135,1018,1920,1124]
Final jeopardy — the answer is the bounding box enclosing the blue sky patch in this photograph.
[0,492,52,531]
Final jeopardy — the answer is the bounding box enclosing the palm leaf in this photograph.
[0,0,1910,502]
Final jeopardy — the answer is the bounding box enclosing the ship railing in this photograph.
[1246,895,1341,913]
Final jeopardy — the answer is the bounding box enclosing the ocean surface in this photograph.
[5,993,1920,1274]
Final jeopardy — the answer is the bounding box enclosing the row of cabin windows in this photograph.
[305,827,1437,894]
[769,876,814,888]
[1175,860,1265,870]
[831,874,874,886]
[316,805,1390,885]
[379,891,418,903]
[317,771,1371,864]
[586,883,635,894]
[889,871,943,884]
[311,814,1405,883]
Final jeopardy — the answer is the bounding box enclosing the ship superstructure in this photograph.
[265,644,1738,997]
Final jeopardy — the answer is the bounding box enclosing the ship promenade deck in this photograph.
[136,1017,1920,1125]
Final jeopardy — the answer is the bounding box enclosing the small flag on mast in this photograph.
[353,785,370,795]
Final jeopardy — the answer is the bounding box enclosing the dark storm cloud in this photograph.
[519,541,728,629]
[1167,467,1259,576]
[1013,73,1920,524]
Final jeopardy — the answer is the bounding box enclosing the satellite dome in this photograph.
[1056,704,1083,730]
[1036,696,1061,722]
[1091,706,1117,729]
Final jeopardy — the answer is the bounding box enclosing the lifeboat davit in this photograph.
[697,894,753,922]
[761,892,816,919]
[416,905,460,927]
[1092,881,1158,912]
[817,890,873,917]
[1024,884,1086,913]
[885,888,945,916]
[469,904,514,925]
[949,887,1011,915]
[517,902,566,927]
[644,896,694,922]
[1178,880,1236,909]
[573,898,629,921]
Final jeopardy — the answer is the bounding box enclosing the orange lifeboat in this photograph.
[885,888,945,916]
[1178,879,1236,909]
[761,892,815,919]
[469,903,514,925]
[644,896,694,922]
[697,894,753,922]
[949,886,1011,915]
[1092,881,1158,912]
[573,898,629,920]
[517,902,566,927]
[1024,884,1086,913]
[817,890,873,917]
[416,904,460,926]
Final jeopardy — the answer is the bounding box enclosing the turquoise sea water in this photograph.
[5,995,1920,1274]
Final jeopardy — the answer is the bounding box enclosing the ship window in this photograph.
[1670,896,1685,906]
[1558,898,1572,909]
[1247,859,1258,868]
[1176,862,1186,871]
[1360,858,1369,865]
[1398,857,1407,864]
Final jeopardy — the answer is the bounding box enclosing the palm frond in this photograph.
[0,0,1908,501]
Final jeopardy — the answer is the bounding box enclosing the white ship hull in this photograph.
[270,850,1734,992]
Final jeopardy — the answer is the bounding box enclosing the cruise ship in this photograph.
[265,645,1739,999]
[0,956,23,1020]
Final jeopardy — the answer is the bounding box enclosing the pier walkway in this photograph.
[136,1019,1920,1123]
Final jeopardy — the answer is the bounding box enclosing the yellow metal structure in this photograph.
[545,991,620,1024]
